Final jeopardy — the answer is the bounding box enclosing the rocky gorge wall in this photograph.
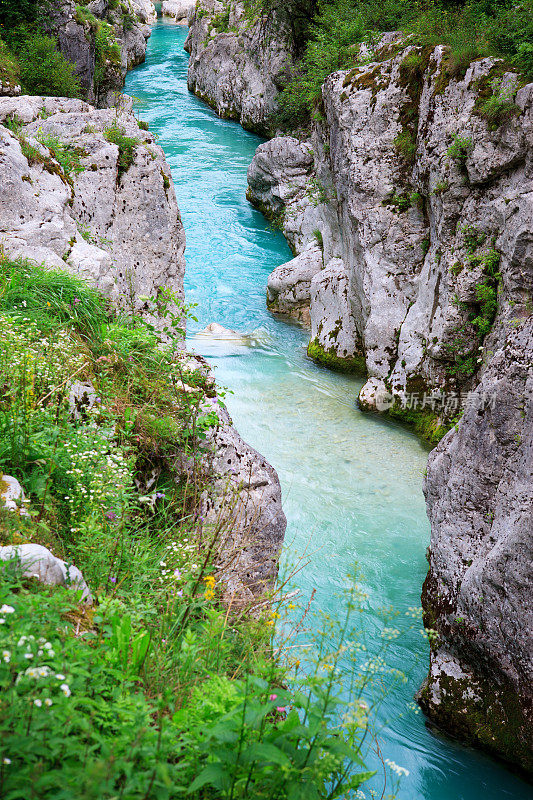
[184,0,295,135]
[185,4,533,773]
[0,94,286,601]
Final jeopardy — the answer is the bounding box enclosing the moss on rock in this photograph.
[307,338,366,374]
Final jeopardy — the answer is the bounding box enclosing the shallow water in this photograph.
[125,22,532,799]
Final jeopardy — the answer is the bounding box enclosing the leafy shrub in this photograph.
[15,34,82,98]
[104,122,139,177]
[446,134,473,163]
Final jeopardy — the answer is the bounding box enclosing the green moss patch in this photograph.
[307,337,366,374]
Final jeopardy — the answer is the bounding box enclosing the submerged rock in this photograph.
[0,544,93,605]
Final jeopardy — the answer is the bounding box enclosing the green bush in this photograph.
[15,34,82,98]
[36,132,86,176]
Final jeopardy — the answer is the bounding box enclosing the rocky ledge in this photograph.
[0,94,286,602]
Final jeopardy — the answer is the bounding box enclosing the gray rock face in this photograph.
[0,96,184,312]
[247,47,533,414]
[162,0,195,23]
[420,317,533,771]
[0,544,93,604]
[201,400,286,603]
[267,246,323,324]
[185,0,294,135]
[46,0,153,106]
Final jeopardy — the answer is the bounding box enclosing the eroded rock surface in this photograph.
[420,317,533,771]
[38,0,154,106]
[185,0,294,135]
[247,48,533,416]
[162,0,195,23]
[202,401,286,602]
[0,96,184,312]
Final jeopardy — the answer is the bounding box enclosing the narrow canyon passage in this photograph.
[125,21,531,800]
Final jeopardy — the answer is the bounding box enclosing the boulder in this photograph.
[0,544,93,604]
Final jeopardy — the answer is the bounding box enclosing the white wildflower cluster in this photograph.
[62,422,133,515]
[1,624,72,708]
[0,316,86,405]
[159,536,198,587]
[384,759,410,777]
[341,699,370,729]
[405,606,423,618]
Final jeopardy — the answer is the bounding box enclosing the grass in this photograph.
[0,255,421,798]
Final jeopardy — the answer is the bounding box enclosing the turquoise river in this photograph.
[126,20,532,800]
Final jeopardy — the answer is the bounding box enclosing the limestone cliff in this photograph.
[0,95,183,310]
[48,0,155,106]
[184,0,294,135]
[0,95,286,597]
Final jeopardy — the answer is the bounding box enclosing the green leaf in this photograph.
[187,763,231,793]
[243,742,291,768]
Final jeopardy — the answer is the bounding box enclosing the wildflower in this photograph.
[155,491,166,499]
[24,653,34,660]
[176,589,183,598]
[203,575,215,588]
[0,619,4,624]
[2,650,10,663]
[110,576,117,584]
[269,694,277,701]
[204,589,215,601]
[60,684,71,697]
[287,603,296,610]
[105,510,117,521]
[72,297,80,305]
[55,674,65,680]
[34,699,42,707]
[173,568,181,580]
[44,699,53,707]
[3,758,11,765]
[385,759,409,777]
[276,706,286,713]
[0,605,15,615]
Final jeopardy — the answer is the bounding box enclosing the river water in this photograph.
[125,21,531,800]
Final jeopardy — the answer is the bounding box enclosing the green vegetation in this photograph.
[444,241,501,378]
[11,34,82,98]
[0,255,420,798]
[104,122,139,177]
[271,0,533,128]
[35,132,86,176]
[307,337,367,374]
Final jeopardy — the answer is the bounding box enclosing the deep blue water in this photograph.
[125,22,532,800]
